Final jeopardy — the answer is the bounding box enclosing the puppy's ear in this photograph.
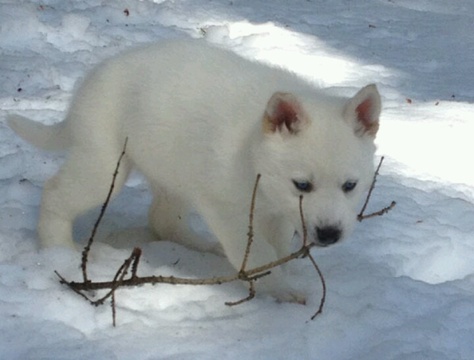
[344,84,381,137]
[263,92,309,135]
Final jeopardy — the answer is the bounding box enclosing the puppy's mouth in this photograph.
[312,241,332,248]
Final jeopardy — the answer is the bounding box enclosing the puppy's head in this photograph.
[254,84,381,246]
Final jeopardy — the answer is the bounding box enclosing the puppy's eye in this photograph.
[293,180,313,193]
[342,180,357,193]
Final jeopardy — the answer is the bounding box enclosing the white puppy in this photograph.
[8,40,381,302]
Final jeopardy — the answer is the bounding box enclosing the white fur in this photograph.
[8,40,381,302]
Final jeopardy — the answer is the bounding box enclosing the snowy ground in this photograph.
[1,0,474,359]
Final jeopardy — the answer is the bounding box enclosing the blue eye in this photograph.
[342,180,357,193]
[293,180,313,193]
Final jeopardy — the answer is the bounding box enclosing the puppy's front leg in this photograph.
[204,207,305,303]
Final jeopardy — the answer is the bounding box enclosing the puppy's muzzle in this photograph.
[315,226,341,246]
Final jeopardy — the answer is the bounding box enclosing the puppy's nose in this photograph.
[316,226,341,245]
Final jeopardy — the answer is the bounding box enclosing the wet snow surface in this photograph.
[1,0,474,359]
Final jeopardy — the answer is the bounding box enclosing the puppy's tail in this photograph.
[7,115,70,151]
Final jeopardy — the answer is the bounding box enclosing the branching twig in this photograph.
[358,156,396,221]
[58,192,322,321]
[359,200,396,220]
[56,140,394,325]
[225,281,256,306]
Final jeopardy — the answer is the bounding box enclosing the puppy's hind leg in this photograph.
[38,148,131,248]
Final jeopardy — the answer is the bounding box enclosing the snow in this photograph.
[1,0,474,359]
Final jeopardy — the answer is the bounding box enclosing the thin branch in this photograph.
[58,193,324,319]
[298,194,325,318]
[112,291,117,327]
[81,137,128,283]
[108,251,137,326]
[225,281,256,306]
[299,195,308,247]
[359,200,396,221]
[357,156,396,221]
[130,247,141,279]
[89,246,140,307]
[58,246,311,292]
[57,141,394,324]
[358,156,384,220]
[55,270,95,302]
[307,252,326,319]
[239,173,261,273]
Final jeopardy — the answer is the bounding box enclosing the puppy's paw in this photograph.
[271,288,307,305]
[257,275,307,305]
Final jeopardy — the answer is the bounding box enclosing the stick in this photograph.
[359,201,396,221]
[57,143,394,324]
[239,173,261,272]
[89,246,140,307]
[298,195,326,319]
[112,291,117,327]
[58,247,311,291]
[81,137,128,283]
[308,252,326,319]
[358,156,384,220]
[59,193,326,319]
[357,156,396,221]
[299,195,308,247]
[225,281,256,306]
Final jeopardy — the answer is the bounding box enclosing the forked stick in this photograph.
[56,141,393,325]
[58,175,323,316]
[358,156,396,221]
